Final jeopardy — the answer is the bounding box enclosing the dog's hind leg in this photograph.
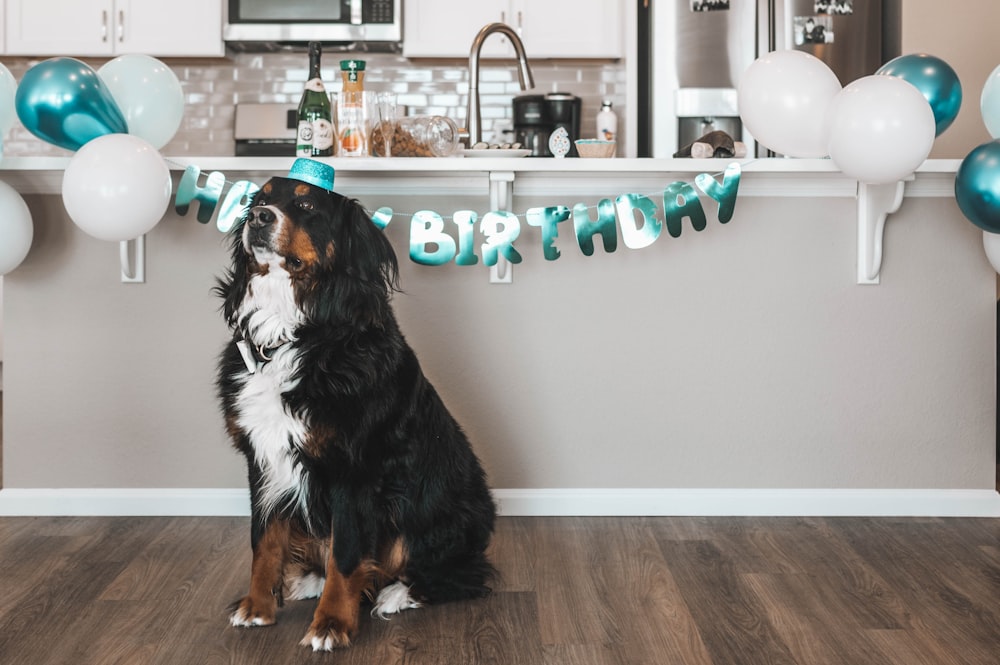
[231,518,291,627]
[406,548,497,605]
[403,510,497,606]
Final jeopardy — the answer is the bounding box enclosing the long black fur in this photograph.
[216,179,497,608]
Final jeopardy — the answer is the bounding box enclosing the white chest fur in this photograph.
[238,256,305,348]
[234,263,311,517]
[235,347,310,517]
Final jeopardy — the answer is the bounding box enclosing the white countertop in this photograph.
[0,156,962,198]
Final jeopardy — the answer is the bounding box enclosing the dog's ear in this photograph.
[215,218,251,325]
[313,198,400,328]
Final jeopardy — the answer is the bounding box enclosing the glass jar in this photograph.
[337,60,367,156]
[372,116,460,157]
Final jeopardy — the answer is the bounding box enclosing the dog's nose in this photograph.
[247,206,275,229]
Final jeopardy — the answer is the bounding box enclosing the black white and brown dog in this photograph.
[215,159,497,651]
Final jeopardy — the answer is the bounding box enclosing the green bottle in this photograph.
[296,42,333,157]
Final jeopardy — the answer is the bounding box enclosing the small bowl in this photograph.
[575,139,616,158]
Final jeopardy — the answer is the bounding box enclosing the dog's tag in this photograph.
[236,340,257,374]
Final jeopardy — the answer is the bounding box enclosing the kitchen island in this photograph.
[1,157,996,516]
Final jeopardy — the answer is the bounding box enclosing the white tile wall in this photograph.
[0,52,626,157]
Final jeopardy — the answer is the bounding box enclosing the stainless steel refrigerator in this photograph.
[637,0,901,157]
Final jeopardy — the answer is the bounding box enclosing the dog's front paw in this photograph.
[229,595,277,627]
[300,616,355,651]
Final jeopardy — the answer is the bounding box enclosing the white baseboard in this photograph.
[0,488,253,517]
[1,487,999,517]
[494,488,1000,517]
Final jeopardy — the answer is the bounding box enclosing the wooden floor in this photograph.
[2,515,1000,664]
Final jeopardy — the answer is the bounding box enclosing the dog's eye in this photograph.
[286,256,304,269]
[297,199,315,211]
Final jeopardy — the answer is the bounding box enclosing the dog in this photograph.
[215,160,497,651]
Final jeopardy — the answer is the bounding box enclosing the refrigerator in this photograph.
[637,0,901,158]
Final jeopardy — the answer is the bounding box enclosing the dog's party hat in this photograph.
[288,158,335,192]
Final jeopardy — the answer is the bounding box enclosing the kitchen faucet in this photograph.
[466,22,535,146]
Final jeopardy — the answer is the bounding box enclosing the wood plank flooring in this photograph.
[2,515,1000,664]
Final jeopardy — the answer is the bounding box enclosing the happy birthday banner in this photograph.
[172,161,742,266]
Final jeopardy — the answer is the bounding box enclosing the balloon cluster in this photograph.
[954,63,1000,273]
[0,55,184,275]
[739,51,960,185]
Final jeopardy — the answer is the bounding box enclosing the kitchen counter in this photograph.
[0,156,962,199]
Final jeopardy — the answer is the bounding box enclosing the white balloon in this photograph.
[826,75,936,184]
[738,50,842,157]
[0,180,34,274]
[0,62,16,137]
[61,134,172,242]
[981,63,1000,139]
[983,230,1000,273]
[98,55,184,150]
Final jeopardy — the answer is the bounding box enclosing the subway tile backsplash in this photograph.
[1,52,626,157]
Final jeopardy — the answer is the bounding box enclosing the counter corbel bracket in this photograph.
[857,177,911,285]
[120,235,146,284]
[489,171,516,284]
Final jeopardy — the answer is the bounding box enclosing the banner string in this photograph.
[164,157,755,225]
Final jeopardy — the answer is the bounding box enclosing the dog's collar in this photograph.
[235,337,289,374]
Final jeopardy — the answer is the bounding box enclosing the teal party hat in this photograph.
[288,158,335,192]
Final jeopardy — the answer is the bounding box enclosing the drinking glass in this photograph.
[371,92,397,157]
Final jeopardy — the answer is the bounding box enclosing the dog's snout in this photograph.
[247,206,276,229]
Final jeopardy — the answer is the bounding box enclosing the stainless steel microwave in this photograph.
[224,0,401,48]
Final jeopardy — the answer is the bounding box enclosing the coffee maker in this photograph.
[513,92,581,157]
[513,95,550,156]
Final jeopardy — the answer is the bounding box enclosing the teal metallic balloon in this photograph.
[877,53,962,137]
[955,140,1000,233]
[15,57,127,152]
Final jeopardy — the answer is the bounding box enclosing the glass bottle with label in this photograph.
[337,59,367,157]
[296,42,333,157]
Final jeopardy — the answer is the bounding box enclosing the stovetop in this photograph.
[233,103,298,156]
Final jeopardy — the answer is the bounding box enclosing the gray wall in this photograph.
[902,0,1000,159]
[3,184,996,491]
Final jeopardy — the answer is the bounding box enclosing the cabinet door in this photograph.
[5,0,115,56]
[115,0,224,57]
[519,0,621,59]
[402,0,509,58]
[4,0,223,57]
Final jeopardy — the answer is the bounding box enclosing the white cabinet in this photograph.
[403,2,506,58]
[5,0,224,57]
[403,0,621,59]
